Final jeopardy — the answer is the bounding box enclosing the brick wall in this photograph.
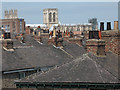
[101,30,120,55]
[0,19,25,37]
[84,31,89,40]
[26,26,30,35]
[69,38,82,47]
[86,39,106,56]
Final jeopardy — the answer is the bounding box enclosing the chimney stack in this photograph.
[2,39,14,51]
[100,22,104,31]
[86,39,106,56]
[114,21,118,30]
[107,22,111,30]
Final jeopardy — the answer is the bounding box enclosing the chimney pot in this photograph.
[100,22,104,31]
[38,26,40,28]
[107,22,111,30]
[53,29,56,37]
[114,21,118,30]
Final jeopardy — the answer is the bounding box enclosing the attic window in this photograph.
[19,72,26,79]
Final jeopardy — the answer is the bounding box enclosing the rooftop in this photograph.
[2,35,86,72]
[17,52,119,83]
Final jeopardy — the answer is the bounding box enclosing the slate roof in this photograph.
[2,35,85,71]
[62,41,86,58]
[18,52,119,83]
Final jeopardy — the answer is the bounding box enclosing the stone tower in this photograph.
[13,9,18,19]
[4,9,18,19]
[4,10,9,19]
[43,8,58,28]
[9,9,14,19]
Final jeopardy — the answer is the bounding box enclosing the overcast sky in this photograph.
[2,2,118,29]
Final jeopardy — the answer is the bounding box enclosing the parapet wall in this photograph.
[101,30,120,55]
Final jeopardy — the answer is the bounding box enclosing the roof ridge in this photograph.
[86,55,105,83]
[87,54,119,82]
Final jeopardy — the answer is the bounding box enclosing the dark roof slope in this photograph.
[3,36,78,71]
[18,53,119,83]
[88,52,120,80]
[62,41,86,58]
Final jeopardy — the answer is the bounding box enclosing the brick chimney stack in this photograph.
[114,21,118,30]
[26,26,30,35]
[2,39,14,51]
[86,39,106,56]
[107,22,111,30]
[101,30,120,55]
[100,22,104,31]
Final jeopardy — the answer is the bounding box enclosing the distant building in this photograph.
[88,18,98,30]
[43,8,58,28]
[0,18,25,38]
[0,9,25,38]
[4,9,18,19]
[55,23,93,32]
[118,1,120,30]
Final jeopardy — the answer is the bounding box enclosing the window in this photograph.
[8,25,10,32]
[5,25,8,32]
[20,21,22,33]
[53,12,56,22]
[19,72,26,79]
[1,25,4,30]
[49,12,52,22]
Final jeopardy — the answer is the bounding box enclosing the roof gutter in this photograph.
[15,82,120,89]
[3,68,35,74]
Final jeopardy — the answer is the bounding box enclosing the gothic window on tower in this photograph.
[49,12,52,22]
[53,12,56,22]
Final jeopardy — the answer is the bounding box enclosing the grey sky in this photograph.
[2,2,118,29]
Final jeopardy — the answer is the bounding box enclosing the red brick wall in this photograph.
[86,39,106,56]
[26,27,30,35]
[84,31,89,40]
[69,38,82,46]
[101,30,120,55]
